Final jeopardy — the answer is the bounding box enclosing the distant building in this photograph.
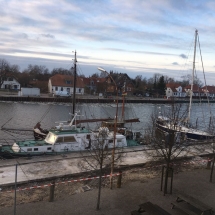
[48,74,85,95]
[110,72,134,96]
[166,83,186,98]
[184,85,201,97]
[201,85,215,98]
[82,77,106,94]
[1,76,20,90]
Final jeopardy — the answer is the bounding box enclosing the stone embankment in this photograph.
[0,94,213,103]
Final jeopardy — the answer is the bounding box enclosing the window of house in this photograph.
[8,77,13,81]
[66,80,71,84]
[79,88,81,93]
[55,87,58,91]
[109,139,113,143]
[61,87,63,91]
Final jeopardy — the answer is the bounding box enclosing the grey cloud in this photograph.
[180,54,187,59]
[40,34,55,39]
[102,48,177,56]
[172,62,179,65]
[21,33,28,39]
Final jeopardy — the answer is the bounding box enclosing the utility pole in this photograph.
[72,51,77,116]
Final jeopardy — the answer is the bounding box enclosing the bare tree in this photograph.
[79,127,124,210]
[144,102,190,194]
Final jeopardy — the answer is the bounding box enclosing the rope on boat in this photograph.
[198,35,214,134]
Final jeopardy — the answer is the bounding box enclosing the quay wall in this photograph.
[0,96,214,103]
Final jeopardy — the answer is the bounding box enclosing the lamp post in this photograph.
[210,143,215,182]
[98,67,118,189]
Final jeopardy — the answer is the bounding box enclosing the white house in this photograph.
[48,74,85,95]
[1,76,20,90]
[166,83,186,98]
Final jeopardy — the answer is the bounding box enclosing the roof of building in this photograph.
[201,85,215,93]
[49,74,85,88]
[184,84,200,92]
[82,77,106,85]
[166,83,181,88]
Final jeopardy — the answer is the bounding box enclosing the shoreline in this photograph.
[0,95,214,103]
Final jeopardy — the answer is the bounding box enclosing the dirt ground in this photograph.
[1,157,214,215]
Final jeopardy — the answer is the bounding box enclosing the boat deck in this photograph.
[50,128,90,135]
[127,139,140,147]
[16,140,50,147]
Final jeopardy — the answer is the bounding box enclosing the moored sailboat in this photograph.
[156,30,215,141]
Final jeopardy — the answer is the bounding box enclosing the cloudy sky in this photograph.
[1,0,215,84]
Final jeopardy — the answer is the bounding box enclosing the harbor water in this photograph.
[0,101,214,145]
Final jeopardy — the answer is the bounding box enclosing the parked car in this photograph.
[54,91,71,97]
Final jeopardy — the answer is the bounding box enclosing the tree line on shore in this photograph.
[0,58,202,94]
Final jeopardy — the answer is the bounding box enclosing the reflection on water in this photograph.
[0,101,214,144]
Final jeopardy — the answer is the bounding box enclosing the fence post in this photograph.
[49,181,55,202]
[117,171,122,188]
[207,159,211,169]
[14,164,18,215]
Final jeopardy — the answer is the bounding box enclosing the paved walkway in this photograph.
[0,144,212,186]
[0,168,214,215]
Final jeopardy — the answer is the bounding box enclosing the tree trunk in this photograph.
[96,158,103,210]
[164,162,170,195]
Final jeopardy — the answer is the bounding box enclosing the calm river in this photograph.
[0,101,214,144]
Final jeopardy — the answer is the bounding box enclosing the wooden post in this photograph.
[117,171,122,188]
[207,159,211,169]
[49,181,55,202]
[161,166,164,191]
[210,155,215,182]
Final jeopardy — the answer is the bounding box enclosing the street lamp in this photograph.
[98,67,118,189]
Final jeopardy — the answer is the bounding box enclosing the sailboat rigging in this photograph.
[0,52,141,158]
[156,30,215,141]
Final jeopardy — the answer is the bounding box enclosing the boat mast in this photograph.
[72,50,77,115]
[121,81,126,122]
[188,30,198,124]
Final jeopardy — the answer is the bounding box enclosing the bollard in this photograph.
[117,171,122,188]
[49,181,55,202]
[207,159,211,169]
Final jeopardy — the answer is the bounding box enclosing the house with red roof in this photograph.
[184,85,202,97]
[48,74,85,95]
[82,77,106,94]
[201,86,215,98]
[165,83,186,98]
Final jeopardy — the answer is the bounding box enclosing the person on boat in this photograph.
[33,122,48,140]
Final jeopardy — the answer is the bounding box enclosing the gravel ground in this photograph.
[0,160,215,215]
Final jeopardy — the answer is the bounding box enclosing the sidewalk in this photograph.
[0,168,214,215]
[0,144,212,186]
